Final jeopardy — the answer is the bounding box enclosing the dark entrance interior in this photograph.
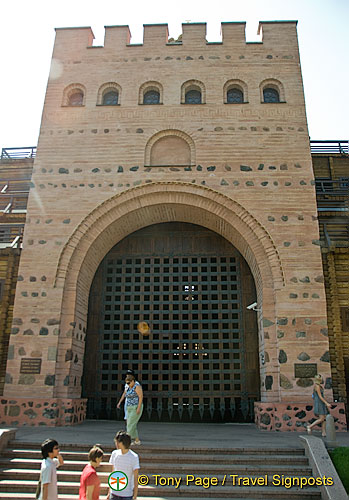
[82,222,259,422]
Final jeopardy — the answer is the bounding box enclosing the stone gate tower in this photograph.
[1,21,346,429]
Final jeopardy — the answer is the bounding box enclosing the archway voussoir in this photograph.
[55,182,284,295]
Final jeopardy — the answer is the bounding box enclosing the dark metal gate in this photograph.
[83,223,259,422]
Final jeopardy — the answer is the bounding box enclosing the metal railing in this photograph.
[0,194,28,213]
[0,224,24,247]
[310,140,349,155]
[0,180,31,193]
[315,178,349,195]
[319,220,349,247]
[1,147,36,160]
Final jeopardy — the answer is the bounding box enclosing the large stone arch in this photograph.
[54,182,284,400]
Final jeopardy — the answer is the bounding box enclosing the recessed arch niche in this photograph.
[145,130,195,167]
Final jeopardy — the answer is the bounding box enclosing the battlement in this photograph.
[53,20,299,55]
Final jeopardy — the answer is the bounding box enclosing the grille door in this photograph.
[83,223,259,422]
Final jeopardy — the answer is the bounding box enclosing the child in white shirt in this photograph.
[108,431,139,500]
[39,438,64,500]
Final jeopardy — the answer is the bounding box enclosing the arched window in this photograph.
[97,83,121,106]
[223,80,248,104]
[62,84,86,107]
[102,91,118,105]
[69,91,84,106]
[143,90,160,105]
[181,80,205,105]
[263,88,280,103]
[139,82,163,105]
[185,90,201,104]
[227,88,243,103]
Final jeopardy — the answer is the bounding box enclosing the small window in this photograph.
[69,91,84,106]
[340,177,349,189]
[227,88,243,103]
[103,91,118,105]
[185,90,201,104]
[263,88,280,103]
[143,90,160,105]
[341,307,349,332]
[0,279,4,302]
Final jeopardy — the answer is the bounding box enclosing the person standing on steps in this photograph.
[39,439,64,500]
[307,374,332,437]
[107,431,139,500]
[79,445,104,500]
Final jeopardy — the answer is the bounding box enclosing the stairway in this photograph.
[0,440,322,499]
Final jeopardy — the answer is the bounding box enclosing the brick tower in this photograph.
[1,21,346,430]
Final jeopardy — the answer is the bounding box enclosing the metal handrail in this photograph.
[310,140,349,155]
[1,147,36,160]
[319,221,349,247]
[315,178,349,195]
[0,180,31,194]
[0,224,24,246]
[0,194,28,212]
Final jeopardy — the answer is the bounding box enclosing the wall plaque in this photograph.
[20,358,42,374]
[294,363,317,379]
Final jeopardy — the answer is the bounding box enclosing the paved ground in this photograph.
[3,420,348,448]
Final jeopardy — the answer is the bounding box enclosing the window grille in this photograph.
[227,88,243,103]
[263,88,280,103]
[103,91,118,105]
[185,90,201,104]
[143,90,160,105]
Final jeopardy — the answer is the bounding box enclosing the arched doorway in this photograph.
[82,222,259,422]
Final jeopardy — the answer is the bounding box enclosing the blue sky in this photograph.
[0,0,348,149]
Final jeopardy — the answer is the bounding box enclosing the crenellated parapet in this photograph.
[53,21,299,55]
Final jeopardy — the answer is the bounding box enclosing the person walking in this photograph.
[79,445,104,500]
[117,370,135,422]
[307,374,332,437]
[123,374,143,445]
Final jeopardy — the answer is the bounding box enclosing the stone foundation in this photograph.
[0,398,86,427]
[255,401,347,432]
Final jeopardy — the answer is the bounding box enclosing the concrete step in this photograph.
[0,441,321,499]
[0,480,322,498]
[7,441,305,455]
[0,458,313,475]
[0,469,316,484]
[3,449,309,465]
[0,496,321,500]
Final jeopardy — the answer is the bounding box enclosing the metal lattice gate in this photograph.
[83,223,259,422]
